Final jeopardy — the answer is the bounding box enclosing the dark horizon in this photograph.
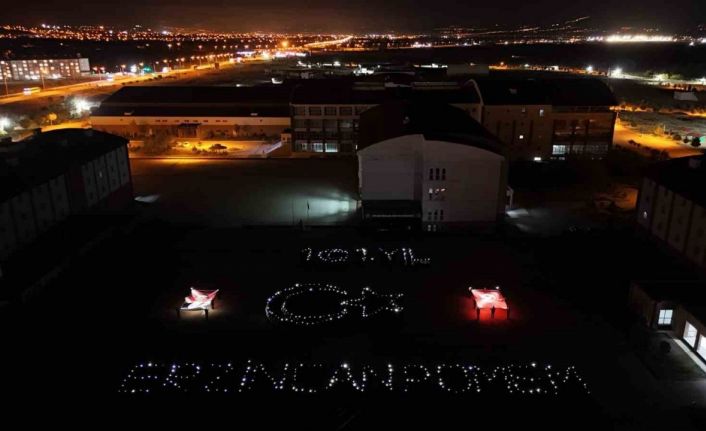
[3,1,706,33]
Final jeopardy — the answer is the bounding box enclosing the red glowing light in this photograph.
[183,288,219,310]
[470,288,508,310]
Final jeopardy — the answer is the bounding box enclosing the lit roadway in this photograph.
[0,61,241,106]
[304,36,354,49]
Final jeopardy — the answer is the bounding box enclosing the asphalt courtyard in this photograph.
[3,158,705,428]
[130,158,359,227]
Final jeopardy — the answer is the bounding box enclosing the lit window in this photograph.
[642,211,648,220]
[685,322,698,347]
[539,109,545,117]
[657,309,673,326]
[552,145,567,155]
[519,134,524,140]
[699,335,706,359]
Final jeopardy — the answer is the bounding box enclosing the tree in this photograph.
[691,137,702,148]
[143,130,173,155]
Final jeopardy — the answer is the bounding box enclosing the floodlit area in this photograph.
[130,158,359,227]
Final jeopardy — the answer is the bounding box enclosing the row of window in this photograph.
[428,168,446,181]
[551,144,609,156]
[293,119,357,130]
[294,142,340,153]
[427,210,444,221]
[293,106,369,117]
[428,188,446,201]
[486,108,545,117]
[684,321,706,359]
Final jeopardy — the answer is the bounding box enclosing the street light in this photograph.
[0,117,11,134]
[73,98,90,115]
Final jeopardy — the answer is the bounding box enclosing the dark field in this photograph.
[1,158,705,428]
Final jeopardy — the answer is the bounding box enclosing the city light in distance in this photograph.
[603,34,675,43]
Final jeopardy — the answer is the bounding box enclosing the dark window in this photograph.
[324,107,337,116]
[435,168,440,180]
[441,168,446,180]
[429,168,434,180]
[308,107,322,116]
[440,210,444,221]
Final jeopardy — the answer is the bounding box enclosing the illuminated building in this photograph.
[636,155,706,269]
[290,79,482,155]
[629,281,706,366]
[0,58,90,81]
[357,102,507,231]
[473,77,617,161]
[0,129,132,288]
[91,86,292,141]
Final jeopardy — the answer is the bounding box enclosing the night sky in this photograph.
[3,0,706,32]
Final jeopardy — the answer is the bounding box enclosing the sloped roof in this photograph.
[0,129,128,201]
[100,85,293,106]
[289,79,481,105]
[92,105,290,118]
[474,77,617,106]
[357,101,503,155]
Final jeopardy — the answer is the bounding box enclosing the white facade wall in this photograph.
[422,140,503,223]
[359,134,504,224]
[359,138,419,201]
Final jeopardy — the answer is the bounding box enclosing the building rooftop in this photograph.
[358,101,503,155]
[645,155,706,206]
[634,280,706,303]
[0,129,128,202]
[92,105,291,118]
[289,79,481,105]
[473,77,618,106]
[98,85,293,106]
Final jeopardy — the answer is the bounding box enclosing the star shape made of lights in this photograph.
[341,287,404,319]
